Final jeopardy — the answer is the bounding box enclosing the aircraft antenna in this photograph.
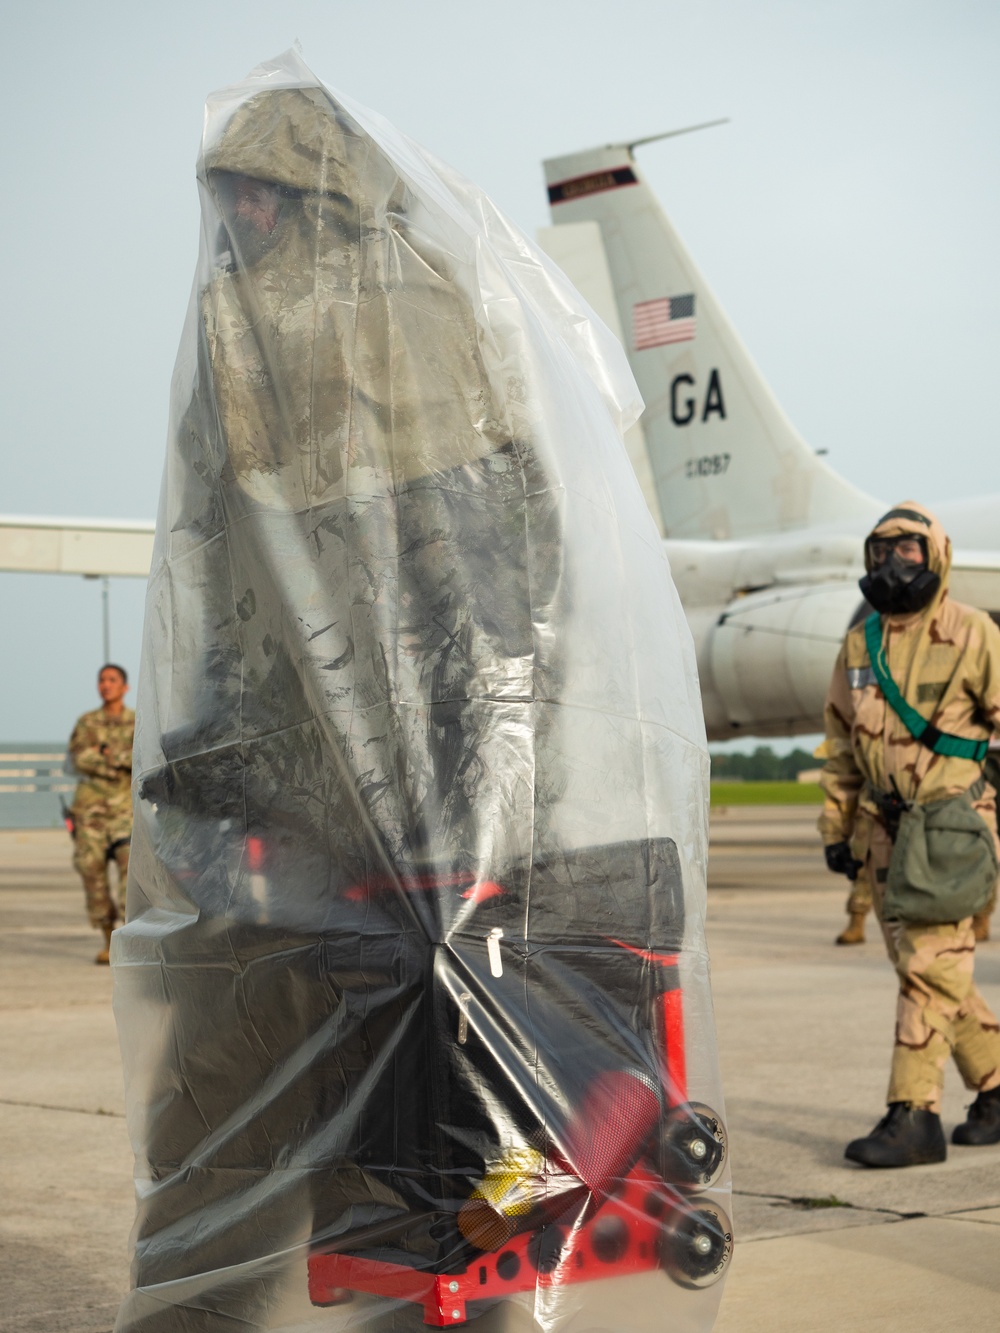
[621,119,729,156]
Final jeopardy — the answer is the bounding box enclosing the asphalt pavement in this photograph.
[1,810,998,1332]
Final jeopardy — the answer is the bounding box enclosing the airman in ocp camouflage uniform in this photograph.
[69,664,134,964]
[819,501,1000,1166]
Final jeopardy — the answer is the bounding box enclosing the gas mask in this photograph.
[859,543,940,615]
[213,173,299,271]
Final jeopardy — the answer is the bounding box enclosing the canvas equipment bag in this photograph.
[883,780,997,923]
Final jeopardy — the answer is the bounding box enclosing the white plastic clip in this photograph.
[457,991,471,1045]
[487,927,504,978]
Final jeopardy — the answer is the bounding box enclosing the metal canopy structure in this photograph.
[0,515,154,578]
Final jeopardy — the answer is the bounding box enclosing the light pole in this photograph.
[102,576,111,661]
[84,574,112,661]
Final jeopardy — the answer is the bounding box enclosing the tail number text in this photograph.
[685,453,731,479]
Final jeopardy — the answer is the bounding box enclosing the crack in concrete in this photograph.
[733,1186,925,1220]
[0,1097,124,1119]
[939,1208,1000,1226]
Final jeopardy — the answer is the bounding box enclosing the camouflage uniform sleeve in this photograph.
[105,722,134,775]
[69,714,122,782]
[107,742,133,774]
[817,641,863,845]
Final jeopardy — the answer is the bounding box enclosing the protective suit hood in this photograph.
[864,500,951,583]
[205,85,360,193]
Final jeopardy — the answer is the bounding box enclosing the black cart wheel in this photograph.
[659,1101,727,1190]
[658,1201,733,1289]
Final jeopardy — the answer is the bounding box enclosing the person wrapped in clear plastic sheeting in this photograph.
[114,50,731,1333]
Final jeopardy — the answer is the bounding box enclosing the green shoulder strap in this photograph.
[864,613,989,762]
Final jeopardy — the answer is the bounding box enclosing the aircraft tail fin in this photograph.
[539,141,880,540]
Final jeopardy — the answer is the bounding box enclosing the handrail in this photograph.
[0,752,73,794]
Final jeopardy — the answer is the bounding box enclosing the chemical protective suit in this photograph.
[113,53,729,1333]
[819,501,1000,1163]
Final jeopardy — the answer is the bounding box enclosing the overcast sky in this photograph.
[2,0,998,741]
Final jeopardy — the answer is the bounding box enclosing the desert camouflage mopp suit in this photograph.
[819,501,1000,1113]
[69,706,134,927]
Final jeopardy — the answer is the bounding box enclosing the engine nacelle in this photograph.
[702,582,863,736]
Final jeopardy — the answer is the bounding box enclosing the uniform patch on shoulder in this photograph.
[916,681,948,703]
[847,666,876,690]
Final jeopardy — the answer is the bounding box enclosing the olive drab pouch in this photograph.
[885,788,998,924]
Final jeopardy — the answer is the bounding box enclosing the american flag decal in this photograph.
[633,294,696,350]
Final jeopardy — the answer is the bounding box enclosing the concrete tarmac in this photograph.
[1,811,998,1332]
[708,806,1000,1331]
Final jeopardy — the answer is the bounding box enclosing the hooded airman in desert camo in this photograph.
[819,501,1000,1166]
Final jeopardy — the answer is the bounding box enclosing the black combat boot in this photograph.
[952,1086,1000,1146]
[844,1102,946,1167]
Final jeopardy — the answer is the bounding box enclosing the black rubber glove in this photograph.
[825,840,862,880]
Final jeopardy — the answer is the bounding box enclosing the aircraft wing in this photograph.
[0,515,154,577]
[950,549,1000,613]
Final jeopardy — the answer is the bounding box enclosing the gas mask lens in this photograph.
[866,535,927,567]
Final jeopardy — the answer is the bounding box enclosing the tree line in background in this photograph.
[709,746,817,782]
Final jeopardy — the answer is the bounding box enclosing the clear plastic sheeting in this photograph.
[114,49,730,1333]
